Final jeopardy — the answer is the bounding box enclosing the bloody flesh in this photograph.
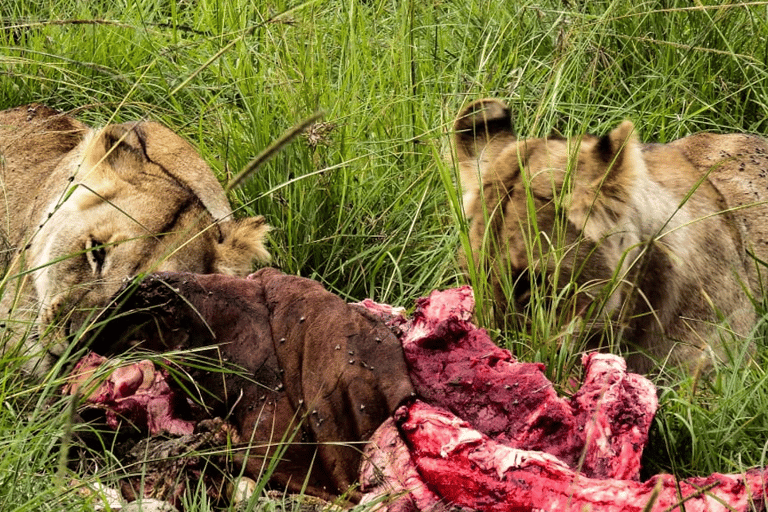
[64,271,768,511]
[359,286,767,512]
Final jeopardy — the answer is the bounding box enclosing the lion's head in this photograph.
[452,98,768,373]
[0,104,270,373]
[454,99,645,329]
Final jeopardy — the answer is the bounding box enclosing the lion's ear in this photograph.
[453,99,517,214]
[215,216,271,276]
[453,99,515,161]
[83,123,140,174]
[568,120,646,242]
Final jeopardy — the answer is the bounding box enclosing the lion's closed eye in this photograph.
[85,237,107,276]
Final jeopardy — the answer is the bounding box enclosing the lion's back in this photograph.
[0,104,87,155]
[671,132,768,267]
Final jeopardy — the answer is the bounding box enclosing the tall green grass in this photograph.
[2,0,768,509]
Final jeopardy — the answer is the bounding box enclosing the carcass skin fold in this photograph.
[77,269,416,501]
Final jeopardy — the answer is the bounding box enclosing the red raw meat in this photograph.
[64,352,194,436]
[396,400,768,512]
[359,416,442,512]
[359,286,767,512]
[361,286,656,480]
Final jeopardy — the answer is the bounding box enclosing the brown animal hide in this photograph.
[85,268,416,501]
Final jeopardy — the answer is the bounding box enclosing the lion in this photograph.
[0,104,270,374]
[453,98,768,373]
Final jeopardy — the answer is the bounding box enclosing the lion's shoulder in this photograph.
[0,104,89,176]
[0,103,88,148]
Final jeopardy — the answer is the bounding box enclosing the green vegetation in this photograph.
[2,0,768,510]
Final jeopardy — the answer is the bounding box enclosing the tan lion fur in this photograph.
[0,104,270,374]
[454,98,768,373]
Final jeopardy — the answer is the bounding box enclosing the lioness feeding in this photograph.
[454,98,768,373]
[0,104,270,374]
